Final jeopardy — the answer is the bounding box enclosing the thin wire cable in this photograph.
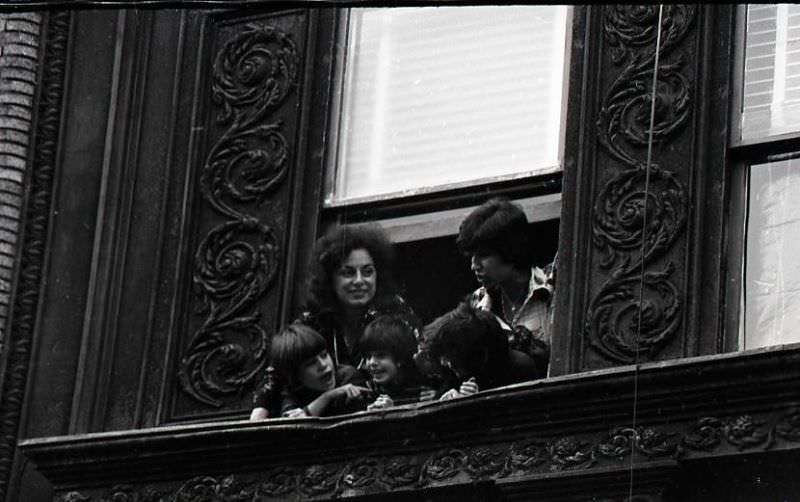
[629,4,664,499]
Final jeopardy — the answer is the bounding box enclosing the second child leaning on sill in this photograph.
[358,315,437,411]
[255,322,371,419]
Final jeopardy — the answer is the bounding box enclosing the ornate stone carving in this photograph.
[598,426,679,461]
[179,23,299,407]
[549,437,596,471]
[95,485,168,502]
[340,457,381,492]
[506,438,548,474]
[723,415,773,450]
[52,407,800,500]
[598,427,637,459]
[203,24,297,220]
[58,493,90,502]
[775,406,800,442]
[256,466,298,498]
[635,427,679,458]
[682,414,786,452]
[586,5,696,365]
[0,11,67,501]
[420,448,466,484]
[298,464,339,498]
[682,417,722,451]
[464,445,508,479]
[173,475,251,502]
[381,456,422,489]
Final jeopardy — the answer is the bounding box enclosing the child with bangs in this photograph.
[250,323,370,419]
[359,315,436,410]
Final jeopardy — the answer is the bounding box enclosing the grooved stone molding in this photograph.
[0,12,42,349]
[0,11,69,501]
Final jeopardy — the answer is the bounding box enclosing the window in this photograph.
[735,4,800,349]
[318,6,569,326]
[744,157,800,348]
[740,4,800,141]
[325,6,570,207]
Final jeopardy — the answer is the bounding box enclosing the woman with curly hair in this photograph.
[299,223,420,367]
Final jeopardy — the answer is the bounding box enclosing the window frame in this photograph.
[318,6,572,240]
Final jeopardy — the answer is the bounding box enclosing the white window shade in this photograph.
[741,4,800,141]
[744,158,800,349]
[327,6,569,206]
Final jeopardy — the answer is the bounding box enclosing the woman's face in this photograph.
[298,349,336,392]
[333,248,377,309]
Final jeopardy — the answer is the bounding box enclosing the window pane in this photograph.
[741,4,800,141]
[328,6,569,205]
[743,158,800,348]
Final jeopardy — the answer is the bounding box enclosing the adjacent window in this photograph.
[737,4,800,349]
[744,157,800,348]
[325,6,570,206]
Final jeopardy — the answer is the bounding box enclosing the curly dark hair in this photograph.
[425,302,509,383]
[305,223,399,314]
[456,197,534,270]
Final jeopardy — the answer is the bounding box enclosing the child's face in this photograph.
[365,350,399,385]
[297,350,336,391]
[470,252,515,288]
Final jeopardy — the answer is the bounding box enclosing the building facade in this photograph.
[0,4,798,501]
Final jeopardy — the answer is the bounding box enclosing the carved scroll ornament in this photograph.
[179,24,298,407]
[586,5,696,365]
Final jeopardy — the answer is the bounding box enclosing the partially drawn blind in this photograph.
[741,4,800,140]
[327,6,569,205]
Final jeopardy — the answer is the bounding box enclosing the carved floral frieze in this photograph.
[55,407,800,501]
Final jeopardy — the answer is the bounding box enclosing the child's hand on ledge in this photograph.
[249,407,270,421]
[366,394,394,411]
[419,386,437,402]
[459,377,479,396]
[283,407,309,418]
[439,378,479,401]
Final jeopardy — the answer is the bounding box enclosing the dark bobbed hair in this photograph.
[359,315,418,366]
[425,303,508,383]
[456,197,533,270]
[270,323,328,389]
[305,223,399,313]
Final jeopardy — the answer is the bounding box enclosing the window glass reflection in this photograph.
[744,157,800,348]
